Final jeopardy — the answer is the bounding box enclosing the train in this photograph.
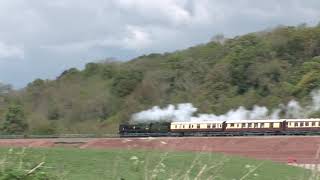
[119,118,320,137]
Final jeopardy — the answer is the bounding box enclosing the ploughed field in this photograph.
[0,136,320,164]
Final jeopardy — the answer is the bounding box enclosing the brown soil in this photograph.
[0,136,320,164]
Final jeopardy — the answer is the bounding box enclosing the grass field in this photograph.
[0,147,313,180]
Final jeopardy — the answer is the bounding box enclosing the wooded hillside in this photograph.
[1,24,320,134]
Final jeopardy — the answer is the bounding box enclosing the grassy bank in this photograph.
[0,148,311,180]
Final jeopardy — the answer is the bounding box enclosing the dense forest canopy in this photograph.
[1,24,320,134]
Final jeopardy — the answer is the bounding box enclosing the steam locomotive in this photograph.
[119,118,320,137]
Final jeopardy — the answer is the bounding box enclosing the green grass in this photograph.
[0,147,312,180]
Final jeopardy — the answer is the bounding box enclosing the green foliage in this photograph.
[47,106,60,121]
[3,24,320,133]
[295,71,320,96]
[0,148,58,180]
[83,63,100,77]
[58,68,80,80]
[101,64,116,79]
[27,79,45,90]
[2,104,28,134]
[47,98,60,121]
[111,69,143,97]
[26,79,46,102]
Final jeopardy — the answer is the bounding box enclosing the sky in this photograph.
[0,0,320,88]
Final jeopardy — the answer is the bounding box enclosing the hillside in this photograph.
[1,24,320,134]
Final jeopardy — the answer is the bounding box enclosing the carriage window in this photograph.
[191,125,194,128]
[237,124,240,127]
[189,124,191,128]
[207,124,210,128]
[242,123,246,128]
[254,123,258,128]
[230,123,234,127]
[270,123,273,128]
[212,124,216,128]
[300,122,304,127]
[261,123,264,128]
[248,123,252,128]
[295,122,298,127]
[305,122,309,127]
[197,124,200,129]
[182,125,185,128]
[175,125,177,128]
[312,122,316,126]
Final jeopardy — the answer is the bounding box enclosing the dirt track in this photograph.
[0,136,320,164]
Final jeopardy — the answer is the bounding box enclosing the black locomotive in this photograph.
[119,122,171,137]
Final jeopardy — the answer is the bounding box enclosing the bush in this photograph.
[2,104,28,134]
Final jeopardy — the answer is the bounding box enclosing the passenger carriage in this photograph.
[225,120,284,131]
[283,118,320,135]
[170,121,224,136]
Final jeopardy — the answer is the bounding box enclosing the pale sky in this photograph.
[0,0,320,88]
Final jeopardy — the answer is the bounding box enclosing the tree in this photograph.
[101,64,116,79]
[111,69,143,97]
[26,79,45,96]
[2,104,28,134]
[57,68,80,79]
[84,62,100,77]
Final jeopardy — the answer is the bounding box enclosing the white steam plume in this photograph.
[131,104,197,123]
[131,89,320,123]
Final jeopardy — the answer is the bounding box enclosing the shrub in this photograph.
[2,104,28,134]
[0,148,58,180]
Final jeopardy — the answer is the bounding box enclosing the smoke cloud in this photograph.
[131,89,320,123]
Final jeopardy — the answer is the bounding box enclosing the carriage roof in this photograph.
[225,119,284,123]
[171,121,224,124]
[282,118,320,122]
[170,118,320,124]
